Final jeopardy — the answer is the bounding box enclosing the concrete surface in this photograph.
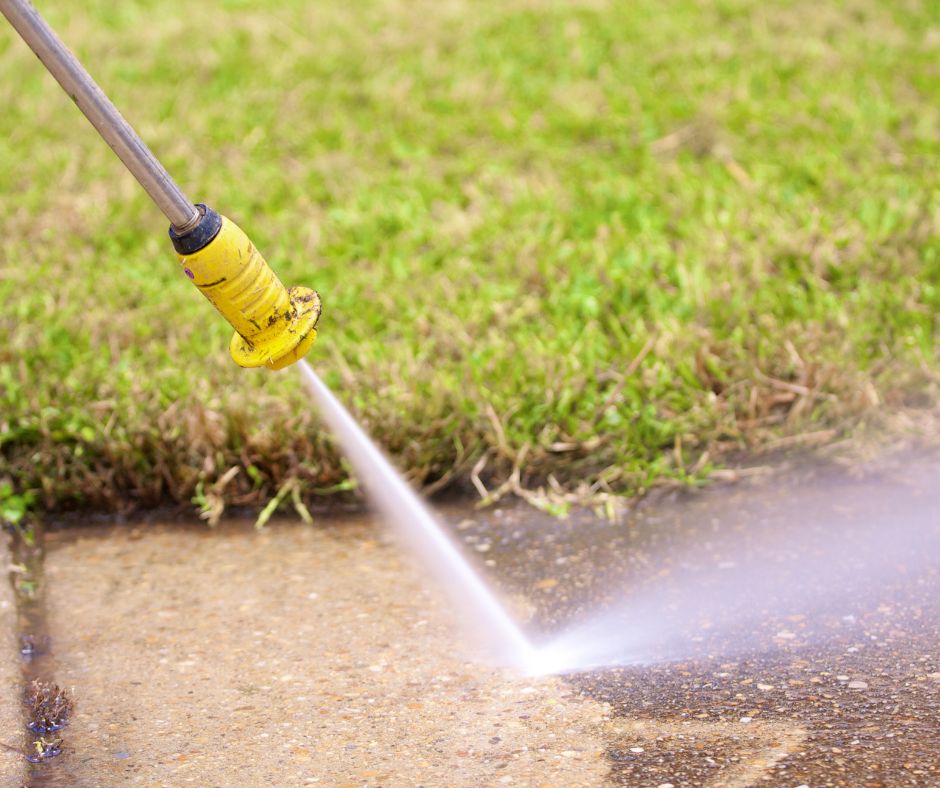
[34,453,940,786]
[41,520,612,786]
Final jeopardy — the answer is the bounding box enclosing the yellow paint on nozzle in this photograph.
[176,216,320,370]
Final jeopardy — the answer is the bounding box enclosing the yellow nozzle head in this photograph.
[229,285,320,370]
[172,210,320,370]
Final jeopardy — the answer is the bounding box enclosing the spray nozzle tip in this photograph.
[229,286,321,370]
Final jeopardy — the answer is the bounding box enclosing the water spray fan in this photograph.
[0,0,320,370]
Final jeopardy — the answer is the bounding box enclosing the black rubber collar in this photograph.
[169,204,223,255]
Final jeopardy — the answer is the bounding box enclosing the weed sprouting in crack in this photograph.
[25,680,73,736]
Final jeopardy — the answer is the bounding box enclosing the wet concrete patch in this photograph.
[7,520,77,782]
[0,531,27,783]
[463,457,940,787]
[599,717,806,787]
[42,520,613,785]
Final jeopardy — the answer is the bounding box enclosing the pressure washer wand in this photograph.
[0,0,320,370]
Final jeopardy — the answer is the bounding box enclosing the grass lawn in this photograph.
[1,0,939,517]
